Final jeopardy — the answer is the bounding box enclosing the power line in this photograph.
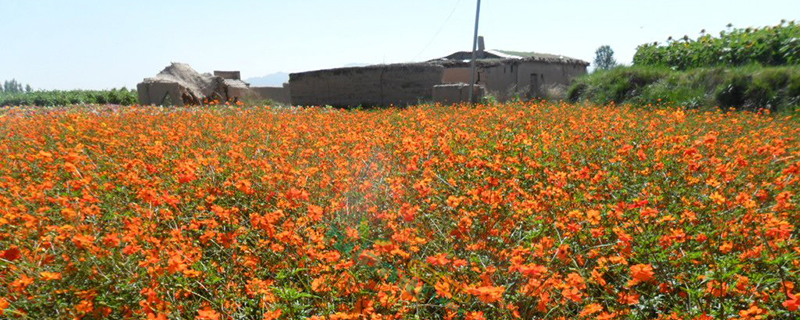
[411,0,463,62]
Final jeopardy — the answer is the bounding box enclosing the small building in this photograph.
[288,37,589,107]
[431,38,589,101]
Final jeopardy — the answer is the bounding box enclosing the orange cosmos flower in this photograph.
[197,307,221,320]
[426,253,450,266]
[75,300,94,314]
[467,285,505,304]
[0,298,9,316]
[628,264,655,286]
[263,309,282,320]
[562,286,583,302]
[1,246,21,261]
[784,293,800,311]
[435,279,453,298]
[465,311,486,320]
[579,303,603,317]
[39,271,62,281]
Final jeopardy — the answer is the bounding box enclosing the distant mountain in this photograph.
[246,72,289,87]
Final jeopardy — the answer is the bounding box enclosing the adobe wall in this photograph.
[481,64,520,100]
[214,71,241,80]
[514,61,587,96]
[290,64,445,107]
[433,83,485,105]
[250,85,291,105]
[442,67,474,84]
[137,81,185,106]
[481,61,587,100]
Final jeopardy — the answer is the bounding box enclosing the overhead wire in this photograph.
[411,0,463,62]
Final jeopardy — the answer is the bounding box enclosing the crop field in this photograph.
[0,103,799,319]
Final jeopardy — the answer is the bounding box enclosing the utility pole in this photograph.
[468,0,481,105]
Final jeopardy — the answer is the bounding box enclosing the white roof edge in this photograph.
[484,49,522,59]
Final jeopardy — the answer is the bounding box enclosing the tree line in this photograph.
[1,79,32,94]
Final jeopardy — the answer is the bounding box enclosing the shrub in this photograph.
[0,88,139,107]
[569,65,800,112]
[633,20,800,70]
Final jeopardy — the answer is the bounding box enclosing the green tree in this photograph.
[2,79,26,93]
[593,45,617,71]
[25,84,32,93]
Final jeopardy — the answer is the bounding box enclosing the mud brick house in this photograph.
[289,37,589,107]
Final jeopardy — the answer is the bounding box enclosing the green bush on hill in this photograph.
[569,21,800,111]
[567,65,800,112]
[634,20,800,70]
[0,88,138,107]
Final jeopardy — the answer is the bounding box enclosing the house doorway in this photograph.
[530,73,540,97]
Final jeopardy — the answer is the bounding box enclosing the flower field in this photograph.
[0,102,799,319]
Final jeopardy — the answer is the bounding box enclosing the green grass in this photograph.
[567,65,800,112]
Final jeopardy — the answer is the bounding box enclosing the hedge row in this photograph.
[0,88,138,107]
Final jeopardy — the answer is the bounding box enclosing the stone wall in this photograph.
[290,64,444,107]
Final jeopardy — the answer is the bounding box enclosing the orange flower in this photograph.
[579,303,603,317]
[435,279,453,298]
[562,287,583,302]
[71,234,96,250]
[75,300,94,314]
[1,246,21,261]
[465,311,486,320]
[235,179,254,194]
[263,309,282,320]
[618,291,640,305]
[0,298,9,316]
[2,100,800,318]
[628,264,654,286]
[39,271,62,281]
[518,264,548,278]
[10,274,33,292]
[307,204,324,222]
[426,253,450,266]
[784,293,800,311]
[738,304,765,319]
[197,307,220,320]
[467,285,505,304]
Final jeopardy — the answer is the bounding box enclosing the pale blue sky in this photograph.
[0,0,794,90]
